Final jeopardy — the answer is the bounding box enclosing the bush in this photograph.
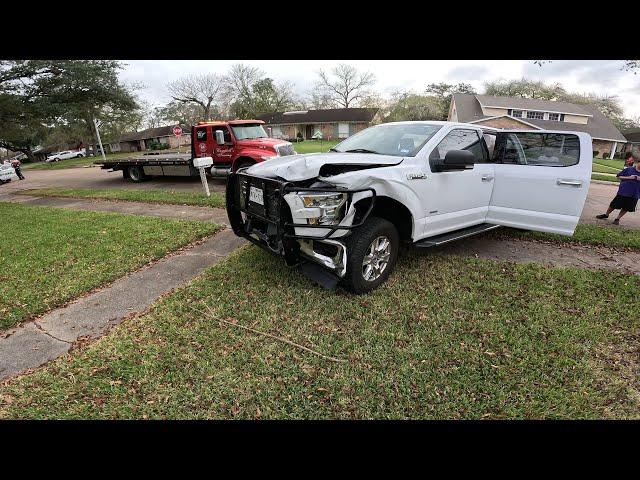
[593,150,599,157]
[296,131,303,141]
[602,152,609,159]
[149,142,170,151]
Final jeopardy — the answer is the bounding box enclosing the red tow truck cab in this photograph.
[192,120,296,176]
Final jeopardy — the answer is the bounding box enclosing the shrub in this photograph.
[296,131,303,141]
[593,150,599,157]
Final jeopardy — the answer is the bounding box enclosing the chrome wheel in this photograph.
[362,235,391,282]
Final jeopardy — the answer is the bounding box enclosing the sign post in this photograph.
[93,118,107,162]
[173,125,183,153]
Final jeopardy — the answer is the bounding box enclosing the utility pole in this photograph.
[93,117,107,162]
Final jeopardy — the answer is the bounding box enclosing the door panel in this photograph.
[418,128,495,237]
[487,131,591,235]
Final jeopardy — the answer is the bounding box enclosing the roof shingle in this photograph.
[256,108,378,125]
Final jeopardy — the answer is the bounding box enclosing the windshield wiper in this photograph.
[344,148,379,154]
[329,148,339,152]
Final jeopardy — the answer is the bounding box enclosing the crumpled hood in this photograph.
[245,152,403,181]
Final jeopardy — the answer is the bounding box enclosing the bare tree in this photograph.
[167,73,224,120]
[316,64,376,108]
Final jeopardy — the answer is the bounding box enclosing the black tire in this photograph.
[76,154,83,158]
[233,159,254,172]
[127,165,146,182]
[341,216,399,294]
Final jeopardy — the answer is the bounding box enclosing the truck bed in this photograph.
[95,152,192,168]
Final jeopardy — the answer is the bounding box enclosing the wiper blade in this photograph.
[344,148,379,154]
[329,148,339,152]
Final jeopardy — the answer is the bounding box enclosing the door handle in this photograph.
[557,179,582,187]
[481,175,494,181]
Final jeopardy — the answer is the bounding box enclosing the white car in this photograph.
[46,150,85,162]
[227,121,592,293]
[0,163,17,184]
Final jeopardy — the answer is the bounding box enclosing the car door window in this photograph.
[498,132,580,167]
[214,127,232,145]
[429,129,486,163]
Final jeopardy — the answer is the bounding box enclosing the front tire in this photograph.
[341,217,399,294]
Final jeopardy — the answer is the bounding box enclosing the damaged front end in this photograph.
[226,169,375,280]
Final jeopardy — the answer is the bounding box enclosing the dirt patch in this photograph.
[425,237,640,275]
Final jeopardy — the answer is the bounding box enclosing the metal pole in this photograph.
[93,118,107,162]
[198,167,210,197]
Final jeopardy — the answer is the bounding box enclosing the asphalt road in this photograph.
[1,166,638,229]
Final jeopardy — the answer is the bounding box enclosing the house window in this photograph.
[338,123,350,138]
[511,110,523,118]
[548,113,560,121]
[526,111,545,120]
[271,126,282,138]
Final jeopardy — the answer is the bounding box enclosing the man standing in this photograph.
[11,158,25,180]
[596,152,640,225]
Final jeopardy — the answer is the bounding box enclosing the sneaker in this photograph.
[596,214,609,219]
[613,219,620,225]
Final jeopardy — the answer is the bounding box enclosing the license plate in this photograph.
[249,186,264,205]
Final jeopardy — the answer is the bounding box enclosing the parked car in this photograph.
[46,150,85,162]
[226,121,592,293]
[0,163,17,184]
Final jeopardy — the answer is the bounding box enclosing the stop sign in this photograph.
[173,125,183,136]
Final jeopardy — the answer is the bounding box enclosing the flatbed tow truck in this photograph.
[94,119,295,182]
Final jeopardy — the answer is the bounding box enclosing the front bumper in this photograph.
[226,170,375,277]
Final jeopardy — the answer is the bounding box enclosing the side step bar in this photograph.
[415,223,500,248]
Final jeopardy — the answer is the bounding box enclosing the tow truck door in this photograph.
[486,130,591,235]
[212,126,234,166]
[194,125,211,158]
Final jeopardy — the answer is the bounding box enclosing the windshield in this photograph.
[231,124,268,140]
[332,123,442,157]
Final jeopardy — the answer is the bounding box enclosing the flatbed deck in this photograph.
[95,152,192,168]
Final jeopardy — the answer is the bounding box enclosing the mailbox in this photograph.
[193,156,213,168]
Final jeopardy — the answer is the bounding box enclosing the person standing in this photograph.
[596,153,640,225]
[11,158,25,180]
[624,151,635,167]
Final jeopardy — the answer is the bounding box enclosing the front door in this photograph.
[487,130,591,235]
[305,124,313,140]
[421,128,495,236]
[212,126,234,166]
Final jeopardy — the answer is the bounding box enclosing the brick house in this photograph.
[449,94,627,159]
[622,128,640,154]
[109,125,191,153]
[256,108,381,141]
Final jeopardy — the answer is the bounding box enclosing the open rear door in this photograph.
[486,130,592,236]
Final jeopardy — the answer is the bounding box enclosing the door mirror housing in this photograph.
[431,149,475,172]
[215,130,225,145]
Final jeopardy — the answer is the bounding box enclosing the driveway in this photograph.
[2,166,638,230]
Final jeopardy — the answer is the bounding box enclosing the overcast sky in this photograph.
[119,60,640,118]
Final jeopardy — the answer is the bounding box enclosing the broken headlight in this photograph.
[298,192,347,225]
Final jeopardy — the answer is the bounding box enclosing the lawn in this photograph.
[592,173,620,183]
[0,202,219,330]
[23,156,95,170]
[292,139,341,154]
[593,158,624,170]
[1,243,638,419]
[494,224,640,250]
[592,163,619,174]
[18,188,226,209]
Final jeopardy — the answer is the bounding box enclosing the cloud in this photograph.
[446,65,489,81]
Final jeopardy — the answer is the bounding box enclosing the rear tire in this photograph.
[76,154,83,158]
[341,217,399,294]
[127,165,147,182]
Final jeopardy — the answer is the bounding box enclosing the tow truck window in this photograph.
[231,124,268,140]
[214,127,232,145]
[196,127,207,141]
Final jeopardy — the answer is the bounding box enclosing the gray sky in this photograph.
[119,60,640,118]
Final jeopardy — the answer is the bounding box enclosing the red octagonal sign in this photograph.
[172,125,183,136]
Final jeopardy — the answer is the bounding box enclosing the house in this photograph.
[449,94,627,159]
[110,125,191,153]
[256,108,381,141]
[622,128,640,154]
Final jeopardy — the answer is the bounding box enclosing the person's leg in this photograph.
[596,206,615,219]
[613,210,628,224]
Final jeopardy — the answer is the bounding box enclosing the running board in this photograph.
[415,223,500,248]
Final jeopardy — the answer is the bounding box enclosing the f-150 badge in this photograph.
[407,173,427,180]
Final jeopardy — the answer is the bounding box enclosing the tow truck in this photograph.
[95,120,296,182]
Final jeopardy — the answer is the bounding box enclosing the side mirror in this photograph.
[215,130,225,145]
[443,149,475,167]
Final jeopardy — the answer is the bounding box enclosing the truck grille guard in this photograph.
[226,170,376,269]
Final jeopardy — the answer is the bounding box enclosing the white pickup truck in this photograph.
[226,121,591,293]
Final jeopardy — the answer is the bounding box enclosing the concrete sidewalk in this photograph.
[0,229,246,381]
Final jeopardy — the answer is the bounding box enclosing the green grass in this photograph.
[18,188,226,209]
[592,173,620,183]
[23,156,95,170]
[594,158,624,170]
[495,224,640,250]
[0,202,219,330]
[292,139,341,154]
[592,163,620,174]
[1,245,638,419]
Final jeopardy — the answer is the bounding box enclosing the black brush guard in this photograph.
[226,170,376,267]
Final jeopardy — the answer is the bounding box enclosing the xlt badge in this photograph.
[407,173,427,180]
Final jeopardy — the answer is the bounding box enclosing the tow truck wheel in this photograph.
[342,216,399,294]
[127,165,146,182]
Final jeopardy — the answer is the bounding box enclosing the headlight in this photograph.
[298,192,347,225]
